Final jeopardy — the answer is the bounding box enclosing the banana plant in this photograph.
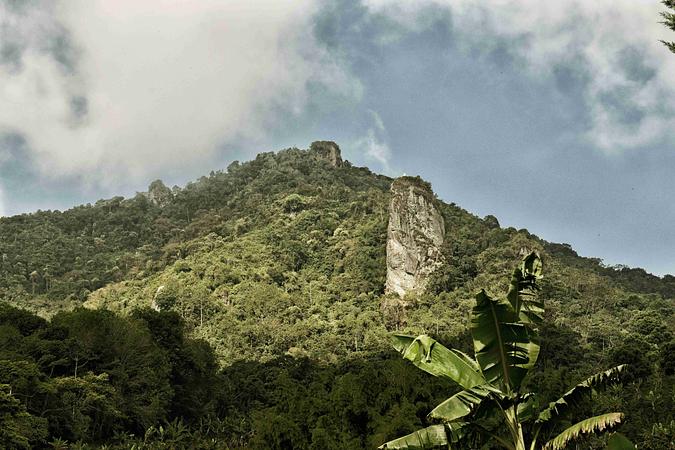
[379,252,633,450]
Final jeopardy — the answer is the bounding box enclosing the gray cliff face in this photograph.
[385,177,445,297]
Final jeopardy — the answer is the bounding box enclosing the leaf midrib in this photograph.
[489,298,511,391]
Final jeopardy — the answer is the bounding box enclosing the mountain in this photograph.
[0,141,673,449]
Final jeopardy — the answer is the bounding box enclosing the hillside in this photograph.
[0,142,673,449]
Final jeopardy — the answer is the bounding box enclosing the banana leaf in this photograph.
[606,432,636,450]
[516,393,537,423]
[393,334,486,389]
[471,290,538,391]
[536,365,627,424]
[542,413,624,450]
[428,384,499,422]
[506,251,543,325]
[378,424,448,449]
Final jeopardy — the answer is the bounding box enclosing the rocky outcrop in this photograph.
[310,141,343,167]
[385,176,445,297]
[146,179,173,207]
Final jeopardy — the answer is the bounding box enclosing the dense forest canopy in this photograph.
[0,143,673,449]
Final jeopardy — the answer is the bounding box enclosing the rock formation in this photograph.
[385,176,445,297]
[310,141,343,167]
[146,179,173,207]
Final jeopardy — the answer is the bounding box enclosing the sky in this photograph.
[1,0,674,275]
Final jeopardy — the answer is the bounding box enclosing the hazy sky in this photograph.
[1,0,675,275]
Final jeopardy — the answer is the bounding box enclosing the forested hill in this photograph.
[0,142,392,311]
[2,141,674,313]
[0,141,673,448]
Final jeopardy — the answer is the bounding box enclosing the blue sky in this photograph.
[1,0,675,275]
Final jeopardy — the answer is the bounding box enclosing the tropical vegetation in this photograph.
[0,144,673,448]
[380,252,632,449]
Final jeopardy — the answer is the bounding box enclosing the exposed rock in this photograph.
[385,176,445,297]
[151,285,165,311]
[147,180,173,207]
[310,141,343,167]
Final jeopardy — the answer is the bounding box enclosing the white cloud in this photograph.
[355,110,393,172]
[0,0,360,186]
[364,0,675,153]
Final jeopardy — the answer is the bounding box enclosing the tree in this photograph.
[50,309,173,432]
[0,384,48,449]
[131,308,219,421]
[43,373,121,442]
[662,0,675,53]
[379,252,633,450]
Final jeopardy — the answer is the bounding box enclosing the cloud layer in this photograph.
[3,0,672,190]
[1,0,358,185]
[364,0,675,153]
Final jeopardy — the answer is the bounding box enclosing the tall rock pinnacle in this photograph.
[385,176,445,297]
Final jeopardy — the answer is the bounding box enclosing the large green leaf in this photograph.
[536,365,627,425]
[393,334,486,389]
[542,413,624,450]
[606,432,636,450]
[505,251,543,375]
[378,424,448,449]
[445,421,469,444]
[428,384,499,423]
[471,290,537,391]
[516,393,537,423]
[506,252,543,325]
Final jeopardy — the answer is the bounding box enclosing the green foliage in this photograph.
[392,335,483,389]
[606,432,637,450]
[380,254,632,450]
[374,424,448,449]
[46,373,121,442]
[0,384,48,449]
[542,413,624,450]
[0,144,672,448]
[281,193,311,213]
[536,366,627,425]
[131,309,219,421]
[50,308,173,432]
[0,303,218,447]
[472,289,536,391]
